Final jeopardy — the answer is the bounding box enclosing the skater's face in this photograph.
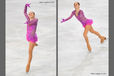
[28,11,35,19]
[74,2,80,9]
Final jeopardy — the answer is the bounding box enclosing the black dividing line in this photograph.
[56,0,58,76]
[0,0,5,76]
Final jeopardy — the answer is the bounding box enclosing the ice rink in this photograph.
[6,0,56,76]
[58,0,108,76]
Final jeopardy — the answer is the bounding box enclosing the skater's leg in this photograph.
[89,26,102,38]
[35,43,38,46]
[89,26,106,43]
[26,41,35,72]
[83,25,92,52]
[28,42,35,65]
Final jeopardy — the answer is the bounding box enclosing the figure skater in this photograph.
[24,3,38,72]
[61,2,106,52]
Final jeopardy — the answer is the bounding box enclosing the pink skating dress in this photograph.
[64,10,93,27]
[24,5,38,43]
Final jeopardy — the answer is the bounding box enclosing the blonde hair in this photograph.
[74,2,80,6]
[32,12,35,15]
[29,11,35,15]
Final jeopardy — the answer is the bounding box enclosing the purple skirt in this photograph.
[83,19,93,27]
[26,33,38,43]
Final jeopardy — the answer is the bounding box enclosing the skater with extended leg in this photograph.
[61,2,106,52]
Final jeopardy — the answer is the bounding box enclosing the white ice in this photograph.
[58,0,108,76]
[6,0,56,76]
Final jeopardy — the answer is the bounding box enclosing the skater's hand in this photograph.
[25,3,31,7]
[61,19,65,23]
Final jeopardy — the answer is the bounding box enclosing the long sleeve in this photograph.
[78,10,87,23]
[79,10,86,19]
[64,10,75,21]
[24,5,30,21]
[28,18,38,25]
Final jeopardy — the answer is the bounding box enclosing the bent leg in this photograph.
[89,26,102,38]
[35,43,38,46]
[89,26,106,43]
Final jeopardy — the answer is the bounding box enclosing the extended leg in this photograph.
[83,25,92,52]
[26,42,35,72]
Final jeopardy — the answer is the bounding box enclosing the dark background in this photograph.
[109,0,114,76]
[0,0,5,76]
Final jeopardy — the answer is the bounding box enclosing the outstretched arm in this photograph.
[24,3,31,21]
[61,11,75,23]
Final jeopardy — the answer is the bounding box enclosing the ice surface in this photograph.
[6,0,56,76]
[58,0,108,76]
